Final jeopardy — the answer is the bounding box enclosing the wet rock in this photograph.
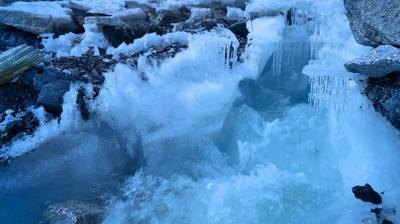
[227,21,248,39]
[286,8,314,26]
[0,68,39,114]
[344,0,400,47]
[352,184,382,205]
[126,42,188,69]
[77,88,89,120]
[37,79,70,116]
[43,200,104,224]
[345,45,400,78]
[364,72,400,130]
[0,111,39,146]
[102,22,150,47]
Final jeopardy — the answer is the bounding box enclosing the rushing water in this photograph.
[1,0,400,224]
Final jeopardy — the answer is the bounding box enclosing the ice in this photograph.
[42,23,109,57]
[3,0,400,223]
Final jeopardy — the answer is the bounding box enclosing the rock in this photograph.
[371,207,396,224]
[46,53,115,82]
[84,9,147,27]
[102,22,150,47]
[37,79,70,116]
[227,21,248,39]
[66,2,91,27]
[151,7,191,28]
[344,0,400,47]
[286,8,314,26]
[77,88,89,120]
[0,111,39,146]
[345,45,400,77]
[0,68,38,114]
[0,27,41,50]
[364,72,400,130]
[84,9,149,47]
[352,184,382,205]
[0,44,42,86]
[43,200,104,224]
[0,2,80,35]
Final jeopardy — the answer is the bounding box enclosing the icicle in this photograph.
[308,74,348,117]
[272,41,314,77]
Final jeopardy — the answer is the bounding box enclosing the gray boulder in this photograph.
[43,200,104,224]
[0,3,80,35]
[344,0,400,47]
[37,80,70,116]
[345,45,400,77]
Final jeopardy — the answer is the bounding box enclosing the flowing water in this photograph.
[1,0,400,223]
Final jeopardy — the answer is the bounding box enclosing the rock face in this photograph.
[345,45,400,77]
[365,72,400,130]
[43,200,104,224]
[344,0,400,47]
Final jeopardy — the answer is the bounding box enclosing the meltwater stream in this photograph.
[1,0,400,223]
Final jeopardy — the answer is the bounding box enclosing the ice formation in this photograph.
[1,0,400,224]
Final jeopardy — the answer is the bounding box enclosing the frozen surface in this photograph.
[2,0,400,223]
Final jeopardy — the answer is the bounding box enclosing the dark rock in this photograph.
[66,2,90,27]
[152,7,191,28]
[383,220,394,224]
[344,0,400,47]
[345,45,400,78]
[364,72,400,130]
[37,80,70,116]
[227,21,248,39]
[102,22,150,47]
[77,88,89,120]
[0,27,42,50]
[43,200,104,224]
[0,68,39,113]
[0,4,81,36]
[352,184,382,205]
[286,8,314,26]
[0,111,39,146]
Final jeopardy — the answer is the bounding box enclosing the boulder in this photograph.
[102,22,150,47]
[344,0,400,47]
[0,2,80,35]
[352,184,382,205]
[345,45,400,77]
[76,87,89,120]
[43,200,104,224]
[84,9,149,47]
[37,79,70,116]
[0,111,39,144]
[365,72,400,130]
[151,7,191,28]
